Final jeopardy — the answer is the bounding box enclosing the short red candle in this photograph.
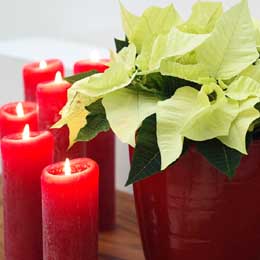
[1,128,54,260]
[23,59,64,102]
[37,72,85,162]
[74,59,109,74]
[73,59,115,231]
[41,158,99,260]
[0,101,38,138]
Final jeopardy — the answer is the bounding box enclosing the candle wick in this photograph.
[39,60,47,69]
[54,71,63,83]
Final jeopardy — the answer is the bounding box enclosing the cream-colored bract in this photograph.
[196,0,258,80]
[102,88,159,147]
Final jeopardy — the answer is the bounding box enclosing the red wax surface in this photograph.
[86,131,115,231]
[37,79,85,162]
[23,59,64,101]
[74,60,115,231]
[41,158,99,260]
[131,142,260,260]
[73,59,109,74]
[0,101,38,138]
[1,131,54,260]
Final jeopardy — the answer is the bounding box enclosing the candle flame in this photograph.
[64,158,71,176]
[54,71,63,83]
[90,50,100,62]
[22,124,30,140]
[39,60,47,69]
[16,102,24,117]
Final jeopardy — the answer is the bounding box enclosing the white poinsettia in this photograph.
[55,0,260,183]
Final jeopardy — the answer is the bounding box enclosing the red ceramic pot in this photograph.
[131,141,260,260]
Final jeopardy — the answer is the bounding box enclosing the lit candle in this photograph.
[23,59,64,101]
[41,157,99,260]
[73,50,109,74]
[0,101,38,138]
[1,124,54,260]
[37,71,85,162]
[74,53,115,231]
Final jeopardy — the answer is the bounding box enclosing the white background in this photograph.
[0,0,259,192]
[0,0,259,48]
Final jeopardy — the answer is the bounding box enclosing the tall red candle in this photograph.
[37,71,85,162]
[74,58,115,231]
[0,101,38,138]
[41,158,99,260]
[23,59,64,101]
[1,125,54,260]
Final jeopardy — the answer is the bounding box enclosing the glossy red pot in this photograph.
[132,142,260,260]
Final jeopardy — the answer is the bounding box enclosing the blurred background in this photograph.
[0,0,258,48]
[0,0,259,191]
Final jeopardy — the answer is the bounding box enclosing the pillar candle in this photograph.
[0,101,38,138]
[37,71,85,162]
[74,58,109,74]
[41,158,99,260]
[1,125,54,260]
[23,59,64,101]
[73,58,115,231]
[86,131,115,230]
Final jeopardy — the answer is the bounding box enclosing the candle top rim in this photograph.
[43,158,98,179]
[1,130,52,143]
[37,78,71,90]
[0,101,37,118]
[74,58,110,65]
[23,59,63,71]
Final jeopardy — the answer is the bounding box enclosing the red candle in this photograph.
[1,125,54,260]
[41,158,99,260]
[74,59,109,74]
[23,59,64,101]
[74,57,115,230]
[0,101,38,138]
[37,71,85,162]
[86,131,115,230]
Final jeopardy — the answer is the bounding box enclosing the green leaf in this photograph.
[130,4,183,52]
[77,44,137,97]
[196,0,258,80]
[137,28,209,72]
[139,73,175,100]
[196,139,242,179]
[76,99,110,142]
[65,70,98,84]
[218,97,260,154]
[178,1,223,34]
[140,72,197,100]
[226,76,260,100]
[102,88,159,147]
[126,114,161,185]
[114,37,129,53]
